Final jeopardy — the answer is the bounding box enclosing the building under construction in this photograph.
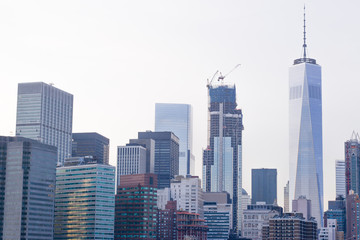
[202,81,244,235]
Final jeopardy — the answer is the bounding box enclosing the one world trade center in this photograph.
[289,9,323,227]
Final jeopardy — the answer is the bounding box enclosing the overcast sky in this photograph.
[1,0,360,210]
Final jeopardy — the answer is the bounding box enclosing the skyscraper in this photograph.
[335,160,346,197]
[72,132,110,165]
[0,136,57,239]
[202,82,244,233]
[284,181,290,212]
[251,168,277,205]
[16,82,73,165]
[289,10,323,227]
[345,133,360,196]
[346,191,360,239]
[55,163,115,239]
[155,103,194,175]
[138,131,179,189]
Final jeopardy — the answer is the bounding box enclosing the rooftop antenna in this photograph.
[303,5,307,59]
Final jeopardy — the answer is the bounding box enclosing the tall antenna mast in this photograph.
[303,5,307,59]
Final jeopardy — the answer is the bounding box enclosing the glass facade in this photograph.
[345,137,360,196]
[251,168,277,205]
[155,103,194,176]
[16,82,73,166]
[72,132,110,165]
[0,136,57,240]
[138,131,179,189]
[54,164,115,239]
[289,59,323,227]
[202,83,244,232]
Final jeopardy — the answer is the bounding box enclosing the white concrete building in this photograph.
[242,202,283,240]
[319,219,337,240]
[117,145,147,186]
[335,160,346,197]
[292,195,311,220]
[171,175,204,218]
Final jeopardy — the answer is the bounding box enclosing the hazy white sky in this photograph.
[1,0,360,210]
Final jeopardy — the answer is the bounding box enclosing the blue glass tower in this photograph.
[289,9,323,227]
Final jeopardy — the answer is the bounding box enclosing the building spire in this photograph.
[303,5,307,59]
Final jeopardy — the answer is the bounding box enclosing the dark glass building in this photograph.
[251,168,277,205]
[324,195,346,235]
[0,136,57,239]
[114,173,157,239]
[138,131,179,189]
[346,191,360,239]
[72,132,110,165]
[345,134,360,196]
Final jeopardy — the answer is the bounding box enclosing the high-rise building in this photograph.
[155,103,194,176]
[242,203,283,240]
[346,191,360,240]
[345,133,360,196]
[16,82,73,165]
[335,160,346,197]
[170,175,204,218]
[138,131,179,189]
[284,181,290,212]
[0,136,57,239]
[114,173,157,239]
[72,132,110,165]
[263,213,318,240]
[318,219,339,240]
[241,188,251,213]
[54,163,115,239]
[117,144,147,186]
[289,12,323,227]
[202,82,244,233]
[251,168,277,205]
[157,200,177,240]
[129,138,155,173]
[157,187,171,210]
[324,195,346,236]
[203,192,232,240]
[292,196,312,220]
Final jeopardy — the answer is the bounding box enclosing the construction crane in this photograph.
[207,64,241,87]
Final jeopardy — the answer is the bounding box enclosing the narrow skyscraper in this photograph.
[202,80,244,233]
[16,82,73,165]
[345,132,360,196]
[289,9,323,227]
[335,160,346,197]
[155,103,194,175]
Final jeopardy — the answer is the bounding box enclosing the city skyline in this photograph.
[1,1,360,209]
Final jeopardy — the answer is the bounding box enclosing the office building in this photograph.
[203,192,232,239]
[155,103,194,176]
[292,196,312,220]
[177,211,208,240]
[138,131,179,189]
[324,195,346,235]
[289,13,323,227]
[241,188,251,212]
[345,133,360,195]
[114,173,157,239]
[117,144,147,186]
[284,181,290,212]
[202,81,244,233]
[0,136,57,239]
[264,213,317,240]
[72,132,110,165]
[242,203,283,240]
[335,160,345,197]
[170,175,204,218]
[16,82,73,165]
[157,200,177,240]
[129,138,155,173]
[251,168,277,205]
[346,191,360,240]
[54,163,115,239]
